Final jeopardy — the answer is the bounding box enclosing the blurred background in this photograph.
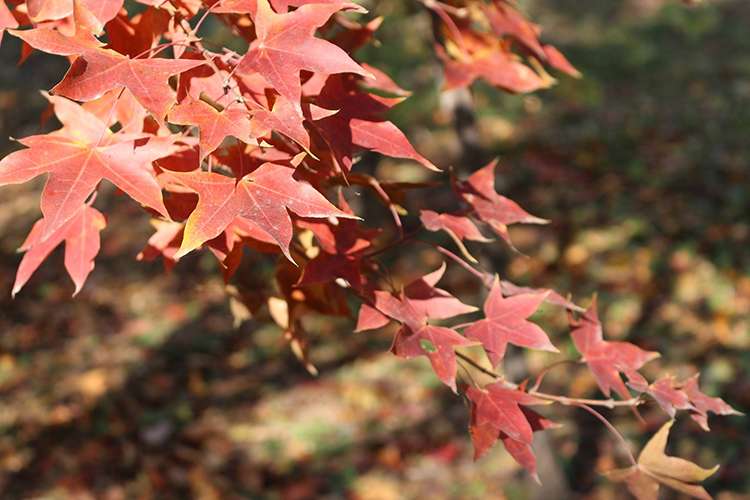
[1,0,749,498]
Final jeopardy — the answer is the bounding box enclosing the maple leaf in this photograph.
[359,290,476,391]
[10,8,205,124]
[105,5,171,59]
[355,264,476,331]
[137,219,184,273]
[481,0,545,59]
[466,383,549,445]
[401,263,478,320]
[81,88,148,133]
[211,0,363,16]
[470,403,559,482]
[354,302,391,332]
[570,297,660,400]
[167,164,355,261]
[296,252,363,288]
[0,134,172,239]
[44,93,115,145]
[602,421,719,500]
[248,97,319,151]
[13,204,106,297]
[167,99,253,161]
[679,374,742,431]
[439,44,548,94]
[295,194,377,256]
[452,160,548,249]
[27,0,123,25]
[236,0,369,115]
[625,372,695,419]
[27,0,74,23]
[420,209,490,262]
[464,279,558,367]
[0,1,19,48]
[497,278,585,313]
[542,45,581,78]
[312,75,438,171]
[295,193,380,287]
[391,321,476,392]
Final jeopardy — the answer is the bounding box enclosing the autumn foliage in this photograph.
[0,0,741,496]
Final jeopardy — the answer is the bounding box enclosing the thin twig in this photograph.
[412,240,486,281]
[530,359,583,393]
[455,352,643,409]
[364,225,424,259]
[573,403,638,467]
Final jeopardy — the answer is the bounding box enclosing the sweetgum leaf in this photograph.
[0,0,19,48]
[236,0,369,115]
[452,160,547,249]
[312,75,438,171]
[391,322,476,392]
[466,383,549,445]
[602,421,719,500]
[464,279,558,367]
[0,134,173,239]
[167,99,253,161]
[168,164,355,261]
[13,205,106,297]
[679,374,743,431]
[470,404,560,482]
[570,297,660,400]
[10,7,205,124]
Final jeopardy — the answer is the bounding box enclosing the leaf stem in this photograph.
[94,88,125,149]
[412,240,486,281]
[454,352,642,408]
[573,403,638,467]
[364,224,424,259]
[530,359,583,393]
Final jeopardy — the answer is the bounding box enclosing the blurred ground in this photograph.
[1,0,749,499]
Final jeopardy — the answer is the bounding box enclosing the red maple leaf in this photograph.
[359,291,476,391]
[105,5,170,58]
[27,0,123,25]
[166,163,355,261]
[497,278,585,312]
[391,321,476,392]
[570,297,660,400]
[470,403,559,481]
[464,279,558,367]
[420,209,490,261]
[542,45,581,78]
[452,159,547,249]
[236,0,369,115]
[0,1,19,48]
[0,134,173,239]
[311,74,438,171]
[466,383,549,445]
[137,219,184,273]
[438,43,548,94]
[10,8,205,124]
[44,93,118,145]
[624,371,694,419]
[401,263,478,320]
[295,193,380,287]
[167,99,253,161]
[211,0,362,16]
[679,374,742,431]
[13,204,106,297]
[420,209,490,244]
[480,0,545,59]
[355,264,476,331]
